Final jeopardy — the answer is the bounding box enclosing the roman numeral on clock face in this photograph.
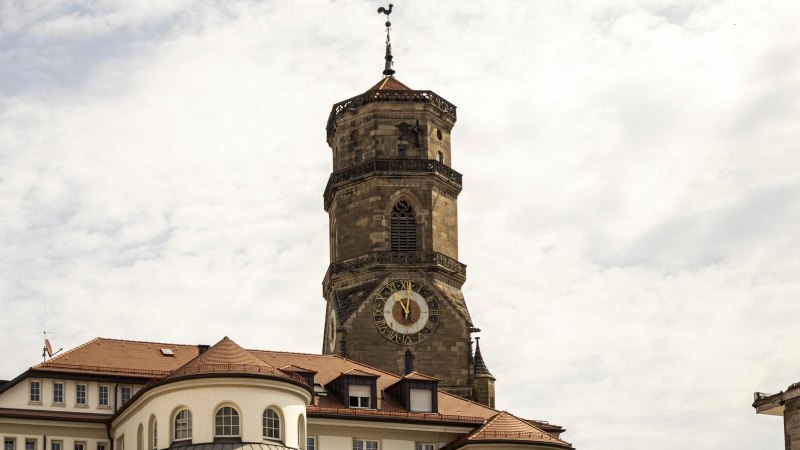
[373,279,441,345]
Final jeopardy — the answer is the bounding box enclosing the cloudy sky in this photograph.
[1,0,799,448]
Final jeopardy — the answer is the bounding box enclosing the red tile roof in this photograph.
[33,338,199,378]
[19,337,564,442]
[444,411,573,449]
[368,76,412,91]
[163,337,301,384]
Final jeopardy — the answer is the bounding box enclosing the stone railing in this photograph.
[326,90,457,143]
[324,158,462,209]
[325,251,466,286]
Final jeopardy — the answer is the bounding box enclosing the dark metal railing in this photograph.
[324,158,462,209]
[326,90,457,143]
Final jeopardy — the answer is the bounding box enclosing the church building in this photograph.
[0,6,573,450]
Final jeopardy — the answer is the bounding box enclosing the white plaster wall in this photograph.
[111,378,309,449]
[381,439,413,450]
[0,378,142,414]
[317,435,350,450]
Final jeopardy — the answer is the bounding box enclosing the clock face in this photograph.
[373,280,440,345]
[326,303,337,353]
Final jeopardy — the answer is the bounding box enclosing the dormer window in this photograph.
[325,369,378,410]
[409,388,432,412]
[348,385,371,408]
[385,372,438,413]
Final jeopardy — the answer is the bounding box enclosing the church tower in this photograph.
[322,6,488,400]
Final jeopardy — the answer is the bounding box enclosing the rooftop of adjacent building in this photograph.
[0,335,569,445]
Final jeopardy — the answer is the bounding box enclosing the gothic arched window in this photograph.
[391,201,417,252]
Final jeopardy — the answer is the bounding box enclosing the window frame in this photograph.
[50,441,62,450]
[397,144,407,158]
[173,409,193,442]
[120,385,132,405]
[74,441,86,450]
[96,443,107,450]
[352,439,379,450]
[214,406,241,438]
[306,437,316,450]
[415,444,435,450]
[25,439,36,450]
[348,384,372,409]
[29,379,41,404]
[5,437,16,450]
[98,385,110,408]
[52,381,65,405]
[262,407,281,441]
[389,200,417,252]
[75,383,87,406]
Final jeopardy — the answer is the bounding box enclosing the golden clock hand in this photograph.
[395,293,410,315]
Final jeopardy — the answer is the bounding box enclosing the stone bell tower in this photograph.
[321,5,490,401]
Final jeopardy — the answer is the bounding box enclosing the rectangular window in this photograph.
[352,440,378,450]
[5,438,15,450]
[410,388,433,412]
[30,380,41,402]
[74,443,85,450]
[51,441,62,450]
[53,382,64,404]
[415,445,435,450]
[97,443,106,450]
[437,151,444,164]
[25,440,36,450]
[348,384,371,409]
[306,438,316,450]
[397,144,406,157]
[120,386,132,405]
[98,385,109,406]
[76,384,87,405]
[355,150,363,163]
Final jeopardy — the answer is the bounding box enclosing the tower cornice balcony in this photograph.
[326,89,457,145]
[324,158,462,211]
[323,251,467,293]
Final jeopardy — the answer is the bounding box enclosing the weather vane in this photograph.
[377,4,395,76]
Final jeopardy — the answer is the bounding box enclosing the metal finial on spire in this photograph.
[377,4,395,76]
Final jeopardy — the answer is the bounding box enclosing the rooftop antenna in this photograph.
[377,4,395,76]
[39,302,63,362]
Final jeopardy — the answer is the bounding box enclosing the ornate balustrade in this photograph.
[326,90,457,143]
[324,158,462,209]
[325,251,466,288]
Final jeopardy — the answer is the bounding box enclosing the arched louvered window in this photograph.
[391,201,416,252]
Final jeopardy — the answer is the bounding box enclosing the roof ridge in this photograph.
[95,337,199,347]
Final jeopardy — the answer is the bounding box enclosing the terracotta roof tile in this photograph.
[164,337,299,383]
[279,364,317,374]
[26,338,503,424]
[367,76,412,91]
[444,411,573,449]
[33,338,199,377]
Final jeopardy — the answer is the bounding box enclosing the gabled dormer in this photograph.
[325,369,379,409]
[385,371,439,413]
[280,364,317,387]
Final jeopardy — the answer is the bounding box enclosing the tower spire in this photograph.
[377,4,395,76]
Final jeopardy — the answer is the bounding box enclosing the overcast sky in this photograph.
[1,0,799,449]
